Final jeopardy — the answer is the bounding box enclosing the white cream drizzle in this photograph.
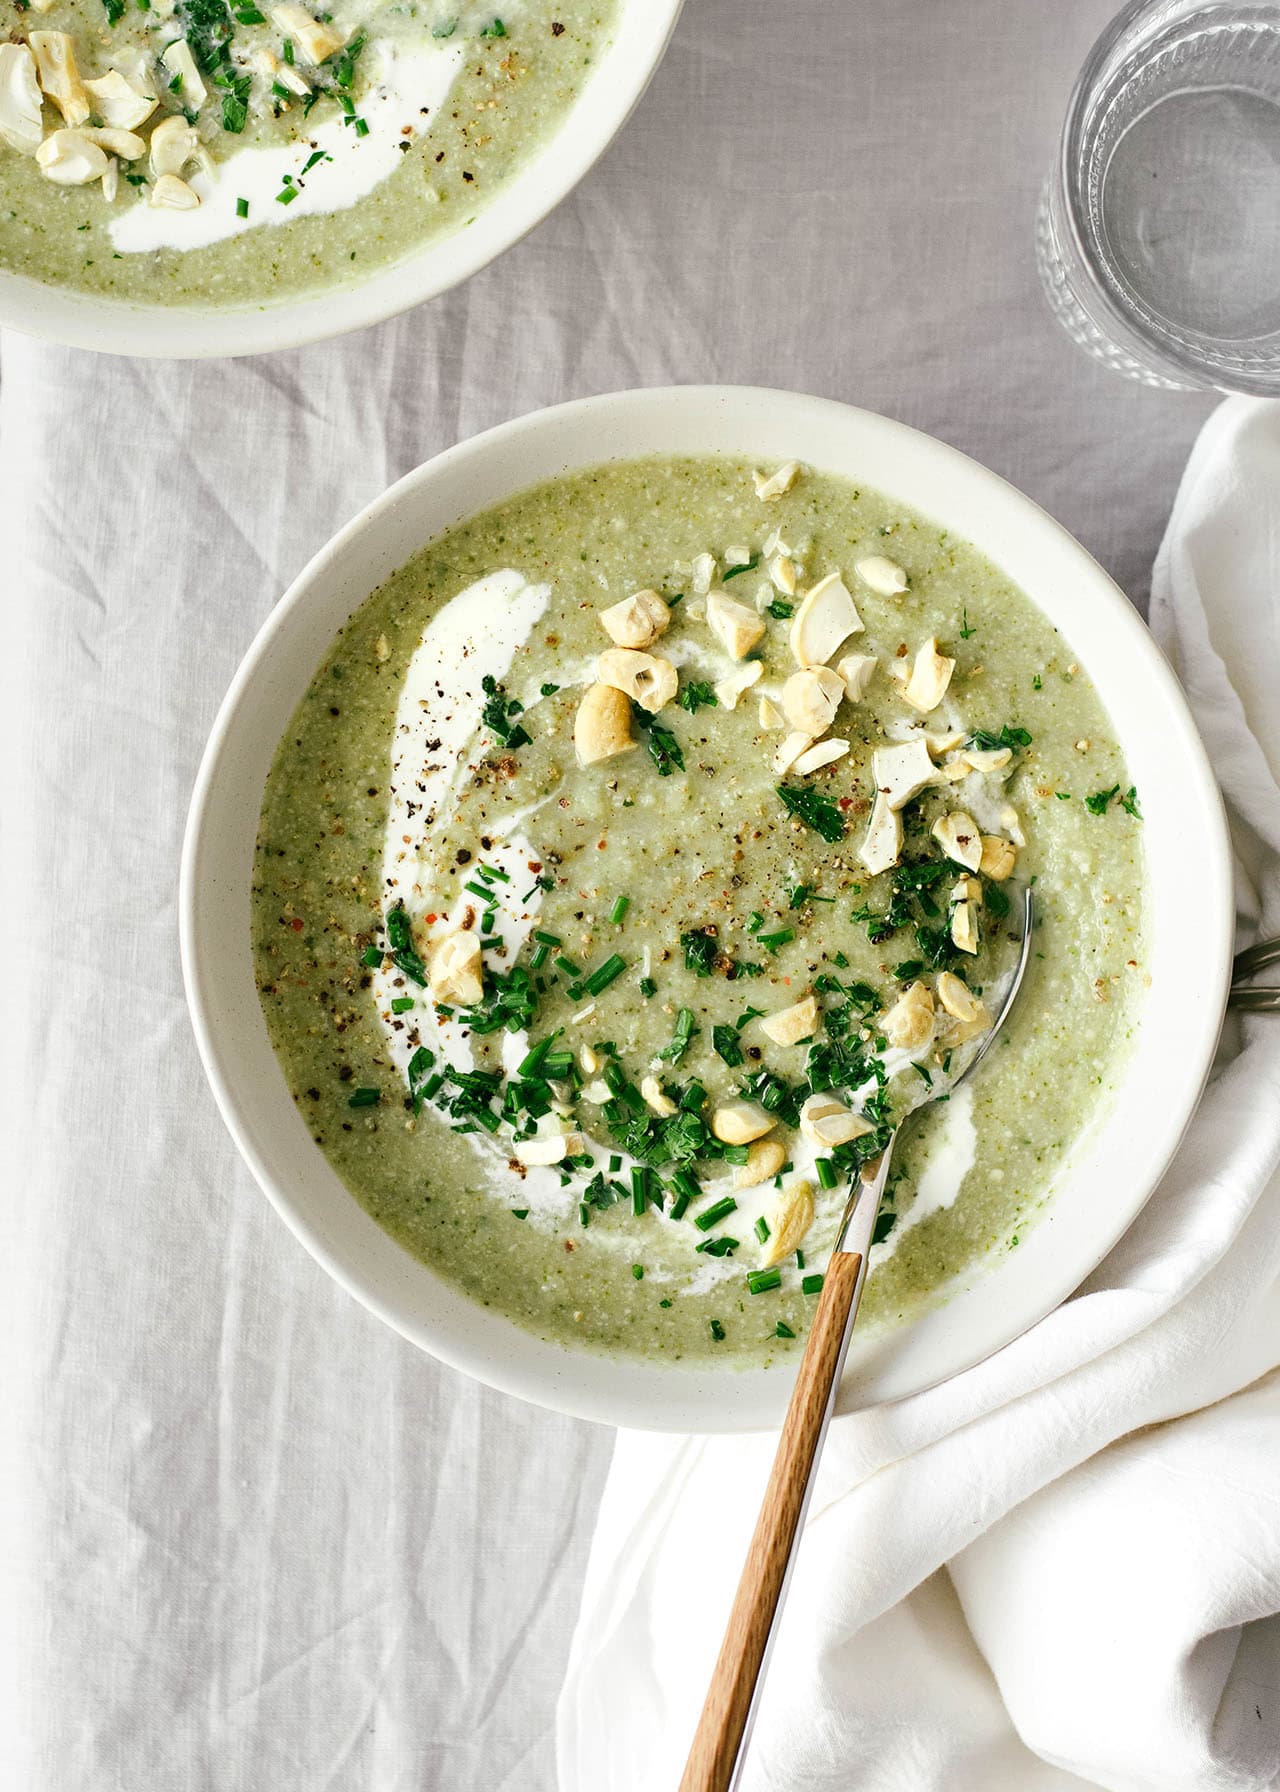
[108,37,462,256]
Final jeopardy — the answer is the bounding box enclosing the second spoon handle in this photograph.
[677,1247,863,1792]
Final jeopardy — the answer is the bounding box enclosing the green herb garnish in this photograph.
[721,554,759,581]
[480,674,530,749]
[712,1024,744,1068]
[970,725,1032,752]
[776,783,846,842]
[1084,784,1121,815]
[678,680,718,714]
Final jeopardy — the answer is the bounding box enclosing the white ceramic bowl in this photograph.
[0,1,683,359]
[181,386,1233,1431]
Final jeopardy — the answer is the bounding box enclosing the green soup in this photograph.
[251,455,1146,1367]
[0,0,614,304]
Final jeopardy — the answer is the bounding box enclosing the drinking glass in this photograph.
[1037,0,1280,393]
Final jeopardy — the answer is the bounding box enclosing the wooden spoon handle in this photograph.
[678,1249,864,1792]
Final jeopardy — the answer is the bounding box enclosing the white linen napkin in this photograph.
[556,397,1280,1792]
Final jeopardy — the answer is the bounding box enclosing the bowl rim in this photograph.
[181,384,1233,1432]
[0,0,684,360]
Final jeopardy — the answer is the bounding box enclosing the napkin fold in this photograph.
[556,397,1280,1792]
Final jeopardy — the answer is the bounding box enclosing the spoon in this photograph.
[1229,936,1280,1013]
[679,888,1036,1792]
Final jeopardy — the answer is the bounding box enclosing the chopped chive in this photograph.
[540,681,560,696]
[801,1273,825,1295]
[554,955,581,977]
[695,1196,738,1232]
[631,1263,644,1280]
[608,1154,622,1173]
[353,118,370,137]
[746,1267,782,1295]
[235,196,249,219]
[281,34,294,60]
[754,1216,771,1243]
[347,1087,379,1108]
[639,977,657,998]
[530,943,550,970]
[533,931,562,946]
[609,894,630,925]
[795,1250,805,1270]
[669,1169,700,1221]
[698,1236,738,1257]
[815,1157,837,1189]
[631,1166,649,1215]
[579,1203,590,1227]
[757,928,795,951]
[390,996,415,1014]
[275,186,298,205]
[585,953,626,996]
[511,1208,529,1220]
[775,1321,796,1339]
[360,945,382,967]
[710,1320,726,1341]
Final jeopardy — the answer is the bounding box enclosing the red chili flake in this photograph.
[290,917,304,931]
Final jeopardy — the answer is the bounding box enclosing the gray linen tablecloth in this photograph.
[2,2,1219,1786]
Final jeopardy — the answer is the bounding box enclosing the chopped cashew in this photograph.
[772,729,815,777]
[161,40,208,111]
[690,552,716,595]
[902,638,956,714]
[428,930,483,1006]
[640,1075,677,1118]
[733,1138,788,1189]
[1000,803,1027,848]
[29,32,89,128]
[759,993,818,1047]
[961,746,1013,776]
[882,981,936,1052]
[84,68,158,129]
[837,653,876,702]
[792,738,850,775]
[780,665,844,736]
[706,591,766,660]
[872,736,935,810]
[600,588,670,650]
[979,835,1017,881]
[596,647,678,714]
[35,129,107,185]
[759,1178,816,1266]
[714,659,763,710]
[574,683,635,764]
[854,554,908,596]
[82,125,146,160]
[514,1134,570,1167]
[101,156,118,202]
[581,1079,612,1104]
[951,899,980,955]
[0,45,44,156]
[149,172,200,209]
[789,572,862,668]
[768,555,797,597]
[711,1101,774,1146]
[758,696,784,730]
[270,2,348,63]
[799,1094,873,1148]
[149,114,199,178]
[951,875,981,903]
[753,460,801,501]
[926,729,966,754]
[858,793,902,875]
[932,811,983,871]
[936,971,989,1043]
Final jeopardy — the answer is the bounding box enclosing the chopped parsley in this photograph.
[959,609,977,639]
[678,680,718,714]
[638,710,684,777]
[767,599,794,620]
[776,783,846,843]
[385,904,427,986]
[681,928,720,976]
[1084,784,1121,815]
[480,674,530,749]
[970,724,1032,752]
[721,554,759,581]
[657,1007,698,1065]
[712,1024,744,1068]
[1120,786,1143,818]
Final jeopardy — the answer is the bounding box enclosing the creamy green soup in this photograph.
[252,455,1146,1367]
[0,0,612,305]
